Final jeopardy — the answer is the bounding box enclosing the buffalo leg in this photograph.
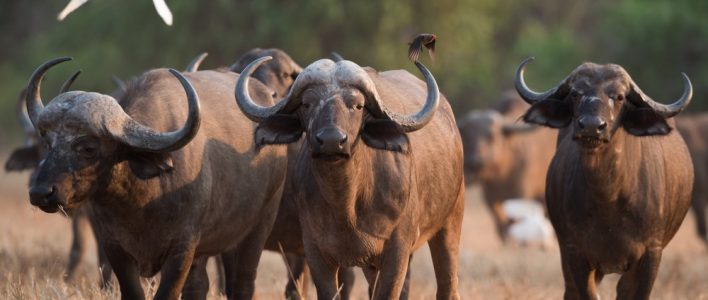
[428,189,463,300]
[103,243,144,300]
[65,212,91,283]
[398,257,412,300]
[303,239,340,299]
[617,248,662,300]
[369,237,411,300]
[691,194,708,246]
[561,245,599,300]
[96,243,113,289]
[483,196,510,241]
[182,256,209,300]
[284,254,308,300]
[228,227,272,300]
[338,267,355,300]
[154,242,198,300]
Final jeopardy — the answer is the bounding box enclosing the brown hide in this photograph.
[518,60,693,299]
[676,114,708,246]
[28,67,287,300]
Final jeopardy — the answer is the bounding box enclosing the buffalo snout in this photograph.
[313,127,350,159]
[29,185,59,213]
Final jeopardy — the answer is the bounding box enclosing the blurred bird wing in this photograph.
[153,0,173,26]
[57,0,89,21]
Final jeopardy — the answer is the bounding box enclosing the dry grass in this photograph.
[1,152,707,299]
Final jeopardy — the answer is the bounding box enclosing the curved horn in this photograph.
[629,73,693,118]
[16,89,36,145]
[59,70,81,93]
[111,75,127,93]
[26,57,72,128]
[330,51,344,62]
[515,57,569,104]
[113,69,201,152]
[371,61,440,132]
[235,56,291,122]
[185,52,208,72]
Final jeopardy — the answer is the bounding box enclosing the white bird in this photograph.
[58,0,173,26]
[502,198,556,249]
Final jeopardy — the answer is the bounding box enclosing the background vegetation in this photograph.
[1,0,706,143]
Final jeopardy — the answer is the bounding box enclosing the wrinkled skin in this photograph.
[675,114,708,247]
[458,93,556,241]
[239,58,464,300]
[231,48,301,99]
[4,89,114,287]
[519,61,693,299]
[27,65,287,300]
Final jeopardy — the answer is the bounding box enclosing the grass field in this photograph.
[1,152,706,299]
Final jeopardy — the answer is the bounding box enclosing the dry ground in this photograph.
[0,152,706,299]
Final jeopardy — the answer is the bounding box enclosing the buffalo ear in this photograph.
[254,114,304,148]
[522,100,572,128]
[361,119,410,153]
[4,145,40,171]
[127,151,174,180]
[622,107,672,136]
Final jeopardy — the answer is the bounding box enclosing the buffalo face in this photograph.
[235,57,440,162]
[231,48,303,99]
[516,58,692,151]
[24,58,201,213]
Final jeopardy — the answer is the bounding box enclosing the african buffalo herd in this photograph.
[4,34,705,299]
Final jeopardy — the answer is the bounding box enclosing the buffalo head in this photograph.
[235,57,439,161]
[230,48,302,99]
[516,58,692,150]
[24,57,200,213]
[458,110,535,179]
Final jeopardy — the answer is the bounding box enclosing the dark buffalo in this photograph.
[676,114,708,247]
[24,57,287,300]
[5,80,114,287]
[230,48,302,99]
[235,56,464,299]
[458,92,556,241]
[516,58,693,299]
[230,48,357,300]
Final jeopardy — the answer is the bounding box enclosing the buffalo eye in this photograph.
[282,72,289,79]
[72,138,99,159]
[355,104,363,110]
[616,94,625,101]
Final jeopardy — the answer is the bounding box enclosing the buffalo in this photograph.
[235,56,464,299]
[675,114,708,247]
[516,57,693,299]
[230,48,302,99]
[457,92,555,241]
[5,82,114,287]
[24,57,287,300]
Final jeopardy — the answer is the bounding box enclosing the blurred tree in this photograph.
[0,0,706,144]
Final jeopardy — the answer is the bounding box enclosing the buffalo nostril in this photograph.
[578,118,585,129]
[29,185,55,203]
[339,135,348,146]
[315,134,324,145]
[598,122,607,131]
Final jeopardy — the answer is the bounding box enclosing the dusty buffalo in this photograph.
[5,81,114,287]
[516,58,693,299]
[676,114,708,246]
[458,92,555,241]
[235,56,464,299]
[24,57,287,300]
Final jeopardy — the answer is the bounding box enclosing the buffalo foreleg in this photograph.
[560,245,599,300]
[182,256,209,300]
[154,241,198,300]
[617,247,662,300]
[103,243,144,300]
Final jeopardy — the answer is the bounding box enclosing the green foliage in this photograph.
[0,0,707,144]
